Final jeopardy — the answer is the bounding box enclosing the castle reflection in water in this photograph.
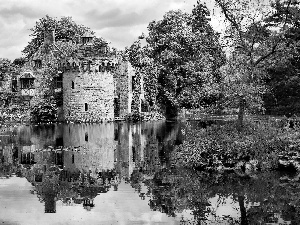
[0,121,183,214]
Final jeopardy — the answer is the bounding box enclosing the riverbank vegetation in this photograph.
[172,117,300,173]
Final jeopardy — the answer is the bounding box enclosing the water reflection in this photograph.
[0,121,298,224]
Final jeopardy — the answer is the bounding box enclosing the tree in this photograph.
[0,58,12,78]
[0,58,18,82]
[135,2,225,118]
[12,57,26,68]
[215,0,294,128]
[263,1,300,116]
[22,15,93,58]
[30,97,58,122]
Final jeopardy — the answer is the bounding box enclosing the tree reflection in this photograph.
[1,122,300,223]
[133,164,300,224]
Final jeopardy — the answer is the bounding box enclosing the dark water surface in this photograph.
[0,121,297,224]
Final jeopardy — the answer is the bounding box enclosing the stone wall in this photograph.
[63,70,115,122]
[114,61,135,119]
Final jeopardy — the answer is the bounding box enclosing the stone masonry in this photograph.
[63,70,115,122]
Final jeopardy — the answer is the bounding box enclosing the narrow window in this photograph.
[72,154,74,164]
[12,79,18,92]
[85,132,88,142]
[85,103,88,111]
[132,76,135,91]
[54,77,62,89]
[132,146,136,162]
[71,81,74,89]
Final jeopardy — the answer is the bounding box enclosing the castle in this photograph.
[1,31,146,122]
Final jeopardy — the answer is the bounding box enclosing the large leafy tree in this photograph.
[263,0,300,116]
[131,2,225,118]
[215,0,295,127]
[22,15,93,58]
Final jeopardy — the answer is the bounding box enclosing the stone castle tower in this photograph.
[7,31,144,122]
[61,32,140,122]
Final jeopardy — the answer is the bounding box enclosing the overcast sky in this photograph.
[0,0,223,60]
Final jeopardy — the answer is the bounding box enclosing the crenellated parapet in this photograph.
[58,57,119,73]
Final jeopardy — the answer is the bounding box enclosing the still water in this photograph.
[0,121,297,225]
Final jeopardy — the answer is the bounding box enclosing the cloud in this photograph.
[85,9,144,28]
[0,5,42,21]
[97,24,148,49]
[0,0,223,60]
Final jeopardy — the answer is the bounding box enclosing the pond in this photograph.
[0,121,298,225]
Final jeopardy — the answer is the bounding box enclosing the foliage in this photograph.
[0,93,31,123]
[0,58,15,80]
[12,57,26,68]
[263,1,300,116]
[126,2,225,118]
[172,118,300,170]
[30,97,58,122]
[125,112,143,122]
[22,15,93,58]
[219,54,266,114]
[215,0,296,126]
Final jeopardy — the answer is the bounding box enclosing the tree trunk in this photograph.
[238,195,248,225]
[238,95,246,129]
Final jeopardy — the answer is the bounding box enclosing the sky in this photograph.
[0,0,223,60]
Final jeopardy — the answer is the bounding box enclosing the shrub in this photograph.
[30,97,58,122]
[172,118,300,170]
